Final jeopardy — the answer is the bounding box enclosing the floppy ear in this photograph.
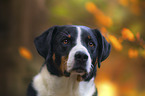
[34,26,58,59]
[93,29,111,68]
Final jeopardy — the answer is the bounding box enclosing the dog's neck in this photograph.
[32,65,96,96]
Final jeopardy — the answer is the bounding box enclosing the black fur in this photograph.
[27,81,37,96]
[83,29,111,81]
[28,25,111,96]
[92,29,111,68]
[34,25,78,76]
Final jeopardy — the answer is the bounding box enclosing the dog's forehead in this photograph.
[58,25,93,36]
[77,26,95,39]
[79,26,93,36]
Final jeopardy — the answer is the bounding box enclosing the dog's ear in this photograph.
[34,26,58,59]
[93,29,111,68]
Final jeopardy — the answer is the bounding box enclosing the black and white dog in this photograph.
[27,25,111,96]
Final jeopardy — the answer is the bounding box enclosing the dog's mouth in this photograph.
[64,69,86,76]
[64,67,88,81]
[71,67,87,75]
[75,69,85,73]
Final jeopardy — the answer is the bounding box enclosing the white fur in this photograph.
[32,65,96,96]
[67,27,92,73]
[32,27,96,96]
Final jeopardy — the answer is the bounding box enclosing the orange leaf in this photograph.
[100,27,110,42]
[108,35,123,51]
[96,15,113,27]
[100,27,108,36]
[119,0,129,7]
[85,2,97,14]
[136,32,140,41]
[85,2,113,27]
[19,47,32,60]
[100,27,107,33]
[128,49,138,58]
[121,28,135,42]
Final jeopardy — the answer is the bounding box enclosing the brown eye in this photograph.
[88,41,94,47]
[63,39,69,44]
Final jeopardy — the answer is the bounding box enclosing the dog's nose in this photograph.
[75,51,88,62]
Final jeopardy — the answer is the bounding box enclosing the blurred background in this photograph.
[0,0,145,96]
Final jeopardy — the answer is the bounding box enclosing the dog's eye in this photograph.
[88,41,94,47]
[63,39,69,44]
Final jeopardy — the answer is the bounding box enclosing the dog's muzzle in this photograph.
[71,51,88,75]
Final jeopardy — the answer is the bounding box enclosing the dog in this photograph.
[27,25,111,96]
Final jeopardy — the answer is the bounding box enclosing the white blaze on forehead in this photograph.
[76,27,82,45]
[67,27,92,73]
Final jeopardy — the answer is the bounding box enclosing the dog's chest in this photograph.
[33,65,79,96]
[32,65,95,96]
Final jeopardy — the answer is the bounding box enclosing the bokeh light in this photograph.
[97,81,117,96]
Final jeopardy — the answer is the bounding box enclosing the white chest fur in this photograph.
[32,65,96,96]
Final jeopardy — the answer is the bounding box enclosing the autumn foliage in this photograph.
[128,48,138,58]
[121,28,135,42]
[85,2,113,28]
[19,47,32,60]
[85,1,145,59]
[108,35,123,51]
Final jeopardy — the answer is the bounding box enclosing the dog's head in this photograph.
[34,25,111,81]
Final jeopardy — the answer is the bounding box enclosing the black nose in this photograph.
[75,51,88,62]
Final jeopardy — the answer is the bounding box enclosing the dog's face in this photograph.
[34,25,111,80]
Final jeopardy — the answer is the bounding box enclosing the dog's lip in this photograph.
[75,69,86,73]
[70,67,87,75]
